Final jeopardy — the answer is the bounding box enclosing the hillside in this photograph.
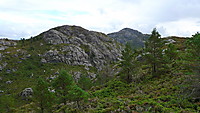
[0,25,122,112]
[108,28,149,49]
[0,26,200,113]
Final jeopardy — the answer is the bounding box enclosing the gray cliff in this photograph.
[41,25,122,70]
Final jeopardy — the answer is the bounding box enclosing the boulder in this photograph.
[41,58,47,63]
[20,88,33,98]
[6,80,12,84]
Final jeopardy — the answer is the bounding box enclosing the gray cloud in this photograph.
[0,0,200,39]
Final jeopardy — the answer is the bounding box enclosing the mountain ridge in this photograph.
[108,28,150,48]
[0,25,122,100]
[0,25,199,113]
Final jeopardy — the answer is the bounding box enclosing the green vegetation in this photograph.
[144,28,166,77]
[186,32,200,100]
[34,78,55,113]
[0,30,200,112]
[53,70,75,106]
[52,70,89,112]
[78,75,93,90]
[118,43,141,83]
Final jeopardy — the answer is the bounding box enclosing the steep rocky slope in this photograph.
[108,28,149,48]
[0,25,122,100]
[41,25,122,70]
[0,25,122,71]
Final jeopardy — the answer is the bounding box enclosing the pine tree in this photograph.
[144,28,165,77]
[53,70,89,110]
[78,75,93,90]
[53,70,74,105]
[164,43,178,73]
[119,43,140,83]
[67,85,89,108]
[34,78,55,113]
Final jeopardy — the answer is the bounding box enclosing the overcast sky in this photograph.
[0,0,200,39]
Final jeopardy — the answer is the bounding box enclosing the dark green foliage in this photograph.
[20,38,26,46]
[144,28,165,77]
[95,65,115,85]
[186,33,200,100]
[53,70,74,105]
[92,79,128,98]
[165,43,178,61]
[53,69,89,111]
[89,74,200,112]
[187,32,200,67]
[164,43,179,73]
[78,75,93,90]
[118,43,141,83]
[0,95,15,113]
[67,84,89,108]
[34,78,55,113]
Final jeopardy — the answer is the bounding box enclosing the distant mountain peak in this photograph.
[120,28,141,33]
[108,28,149,49]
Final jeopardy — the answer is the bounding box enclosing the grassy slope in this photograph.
[0,37,92,111]
[1,36,200,112]
[87,73,200,113]
[66,36,199,113]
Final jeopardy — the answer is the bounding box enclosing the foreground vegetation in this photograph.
[0,29,200,112]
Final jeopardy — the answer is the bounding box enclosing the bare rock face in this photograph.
[41,25,122,70]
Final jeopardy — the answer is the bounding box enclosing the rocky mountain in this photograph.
[40,25,122,70]
[108,28,149,49]
[1,25,122,69]
[0,25,122,99]
[1,25,199,113]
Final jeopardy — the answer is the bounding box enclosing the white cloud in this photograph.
[157,18,200,37]
[0,0,200,39]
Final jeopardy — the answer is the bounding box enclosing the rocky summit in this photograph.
[0,25,122,83]
[108,28,149,48]
[40,25,122,70]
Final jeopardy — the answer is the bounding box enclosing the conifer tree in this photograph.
[53,70,89,111]
[34,78,55,113]
[164,43,178,73]
[144,28,165,77]
[119,43,140,83]
[78,75,92,90]
[67,84,89,108]
[53,70,74,105]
